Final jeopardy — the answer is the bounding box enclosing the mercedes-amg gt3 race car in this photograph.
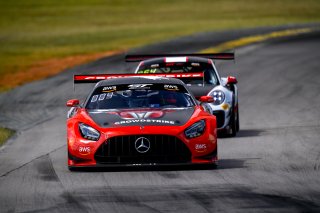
[126,53,239,137]
[67,75,218,170]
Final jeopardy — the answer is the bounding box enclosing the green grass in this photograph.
[0,127,14,147]
[0,0,320,91]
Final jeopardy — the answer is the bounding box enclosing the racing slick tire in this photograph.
[236,109,240,132]
[229,110,237,137]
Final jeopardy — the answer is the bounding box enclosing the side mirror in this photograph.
[227,76,237,84]
[66,99,80,107]
[199,96,214,103]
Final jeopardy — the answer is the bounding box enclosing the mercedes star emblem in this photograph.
[135,137,151,153]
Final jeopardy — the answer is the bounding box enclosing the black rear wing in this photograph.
[74,73,204,84]
[125,53,234,62]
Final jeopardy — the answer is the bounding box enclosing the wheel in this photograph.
[227,100,238,137]
[68,166,76,171]
[210,163,218,169]
[236,109,240,132]
[217,110,237,138]
[229,110,237,137]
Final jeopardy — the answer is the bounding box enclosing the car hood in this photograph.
[87,107,195,128]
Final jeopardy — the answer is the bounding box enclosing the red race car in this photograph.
[67,75,218,170]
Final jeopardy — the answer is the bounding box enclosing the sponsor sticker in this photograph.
[114,119,175,125]
[120,111,164,119]
[102,86,117,92]
[128,84,152,90]
[78,146,91,155]
[195,144,207,151]
[164,84,179,91]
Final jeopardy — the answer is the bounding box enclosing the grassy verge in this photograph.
[0,0,320,91]
[0,127,14,147]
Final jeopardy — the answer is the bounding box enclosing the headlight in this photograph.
[210,90,225,105]
[185,120,206,139]
[79,123,100,141]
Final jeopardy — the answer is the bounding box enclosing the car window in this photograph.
[137,62,218,85]
[86,83,195,110]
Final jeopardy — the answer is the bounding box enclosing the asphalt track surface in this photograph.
[0,24,320,212]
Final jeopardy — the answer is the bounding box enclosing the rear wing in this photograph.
[125,53,234,62]
[74,73,204,84]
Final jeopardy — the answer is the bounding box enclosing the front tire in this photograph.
[68,166,76,171]
[229,110,237,137]
[236,109,240,132]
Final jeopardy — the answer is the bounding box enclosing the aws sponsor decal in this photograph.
[164,84,179,91]
[115,119,175,125]
[102,86,117,92]
[195,144,207,152]
[78,146,91,155]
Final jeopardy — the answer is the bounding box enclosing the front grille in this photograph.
[212,110,225,128]
[94,135,192,164]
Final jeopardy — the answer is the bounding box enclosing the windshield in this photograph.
[137,62,218,85]
[86,83,195,110]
